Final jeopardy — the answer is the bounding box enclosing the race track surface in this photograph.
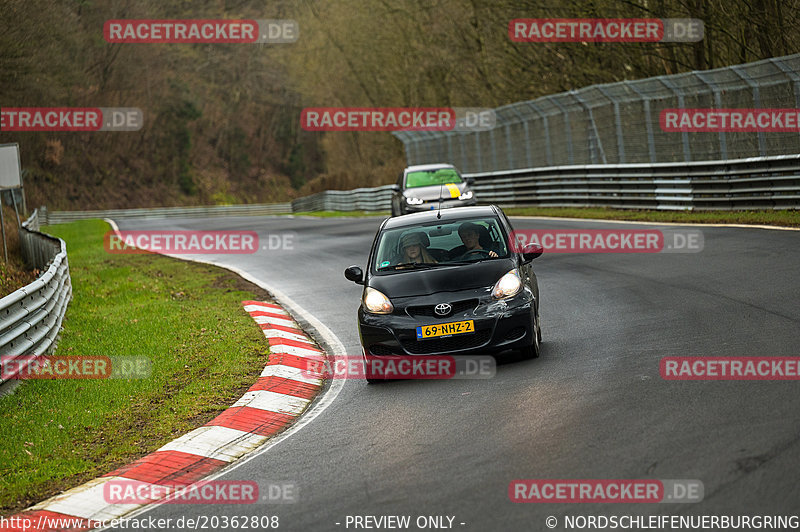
[111,215,800,531]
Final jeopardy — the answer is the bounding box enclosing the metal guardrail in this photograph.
[0,209,72,385]
[43,203,292,225]
[287,154,800,212]
[291,186,394,212]
[466,154,800,210]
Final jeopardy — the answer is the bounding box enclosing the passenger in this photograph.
[398,232,437,265]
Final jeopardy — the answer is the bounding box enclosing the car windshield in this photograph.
[373,217,509,271]
[405,168,463,188]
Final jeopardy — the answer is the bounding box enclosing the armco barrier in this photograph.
[465,154,800,210]
[0,209,72,385]
[291,186,394,212]
[288,154,800,212]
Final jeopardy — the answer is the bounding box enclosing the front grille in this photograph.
[406,299,479,319]
[368,344,396,356]
[401,329,491,354]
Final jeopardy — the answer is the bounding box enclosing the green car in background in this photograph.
[390,163,477,216]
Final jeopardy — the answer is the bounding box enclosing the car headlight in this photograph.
[458,190,473,200]
[492,269,522,299]
[363,287,394,314]
[406,197,424,205]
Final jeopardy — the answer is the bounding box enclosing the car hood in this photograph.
[404,183,468,201]
[369,259,514,298]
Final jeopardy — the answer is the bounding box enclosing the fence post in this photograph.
[769,57,800,148]
[596,85,625,164]
[694,71,728,160]
[547,96,574,165]
[730,66,767,156]
[525,102,553,167]
[570,90,607,164]
[509,106,533,168]
[658,77,691,161]
[623,81,657,163]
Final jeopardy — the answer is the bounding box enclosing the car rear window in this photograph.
[405,168,463,188]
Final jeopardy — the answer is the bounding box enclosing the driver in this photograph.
[452,222,498,258]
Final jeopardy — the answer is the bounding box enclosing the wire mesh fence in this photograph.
[394,54,800,173]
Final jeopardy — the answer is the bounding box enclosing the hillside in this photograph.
[2,0,799,209]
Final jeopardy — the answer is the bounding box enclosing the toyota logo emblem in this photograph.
[434,303,452,316]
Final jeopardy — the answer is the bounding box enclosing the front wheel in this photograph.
[519,318,541,359]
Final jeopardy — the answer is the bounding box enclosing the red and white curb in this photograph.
[2,301,325,532]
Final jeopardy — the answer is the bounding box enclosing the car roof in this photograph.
[382,205,500,230]
[404,163,457,173]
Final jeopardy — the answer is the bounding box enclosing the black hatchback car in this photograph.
[344,205,543,382]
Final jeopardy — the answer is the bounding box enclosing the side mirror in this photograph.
[344,265,364,285]
[521,243,543,262]
[390,184,401,193]
[465,177,476,186]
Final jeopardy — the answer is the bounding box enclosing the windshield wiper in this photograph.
[444,256,499,265]
[378,262,438,271]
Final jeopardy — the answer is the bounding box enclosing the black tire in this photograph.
[536,314,542,342]
[519,317,541,359]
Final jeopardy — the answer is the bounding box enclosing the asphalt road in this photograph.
[111,214,800,531]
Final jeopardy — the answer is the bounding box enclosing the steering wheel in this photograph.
[457,249,492,260]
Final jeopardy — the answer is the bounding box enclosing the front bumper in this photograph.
[357,287,535,357]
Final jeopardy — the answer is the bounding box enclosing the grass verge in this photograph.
[0,219,272,514]
[503,207,800,227]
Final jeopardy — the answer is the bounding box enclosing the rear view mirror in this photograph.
[428,226,453,237]
[344,265,364,284]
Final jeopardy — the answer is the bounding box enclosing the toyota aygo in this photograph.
[344,205,543,382]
